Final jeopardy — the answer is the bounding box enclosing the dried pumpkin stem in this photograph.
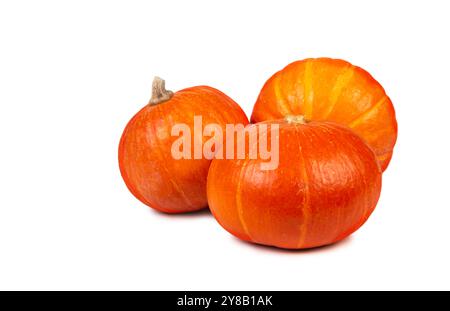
[149,76,174,105]
[285,115,308,124]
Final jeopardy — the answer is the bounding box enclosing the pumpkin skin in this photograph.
[119,78,249,213]
[207,118,382,249]
[251,58,397,171]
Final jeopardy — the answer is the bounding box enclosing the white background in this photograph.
[0,0,449,290]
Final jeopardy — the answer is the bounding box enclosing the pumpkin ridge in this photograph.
[294,125,312,248]
[273,74,292,115]
[236,126,272,243]
[302,59,314,119]
[313,124,346,240]
[322,65,355,119]
[348,95,388,128]
[340,125,377,231]
[235,158,252,241]
[153,105,196,210]
[118,120,159,210]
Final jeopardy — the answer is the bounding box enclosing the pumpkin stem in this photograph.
[285,115,308,124]
[149,76,174,105]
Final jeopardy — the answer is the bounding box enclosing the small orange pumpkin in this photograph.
[207,117,382,249]
[251,58,397,171]
[119,77,249,213]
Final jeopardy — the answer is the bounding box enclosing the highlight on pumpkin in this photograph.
[170,116,280,171]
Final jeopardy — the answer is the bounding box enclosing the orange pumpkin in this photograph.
[207,117,382,249]
[251,58,397,171]
[119,77,249,213]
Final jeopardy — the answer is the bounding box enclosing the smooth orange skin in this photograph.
[207,120,382,249]
[119,86,249,213]
[251,58,398,171]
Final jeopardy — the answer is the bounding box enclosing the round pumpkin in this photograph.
[251,58,397,171]
[207,116,382,249]
[119,77,249,213]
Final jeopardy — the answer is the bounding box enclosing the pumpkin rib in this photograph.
[240,125,273,245]
[348,95,388,128]
[274,74,292,115]
[344,127,371,232]
[294,125,312,248]
[235,158,253,242]
[313,123,346,241]
[303,59,314,119]
[303,122,375,245]
[202,87,236,127]
[118,118,160,210]
[153,105,196,210]
[346,123,379,237]
[253,101,279,121]
[322,65,355,119]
